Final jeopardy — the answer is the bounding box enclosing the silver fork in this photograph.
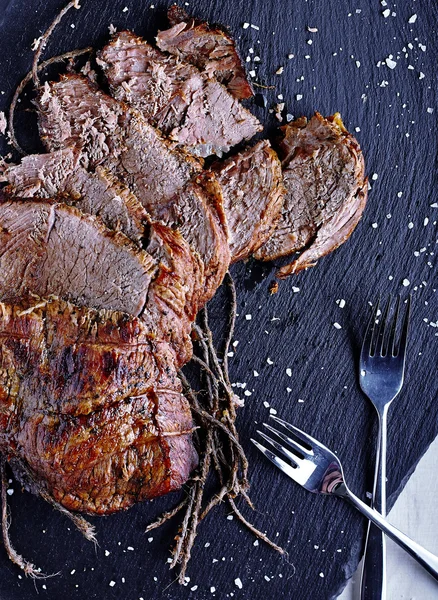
[251,416,438,582]
[359,296,411,600]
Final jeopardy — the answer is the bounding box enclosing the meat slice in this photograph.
[37,75,230,304]
[0,196,156,316]
[3,147,149,245]
[254,113,367,276]
[211,140,285,262]
[157,5,253,100]
[97,31,262,157]
[0,296,198,514]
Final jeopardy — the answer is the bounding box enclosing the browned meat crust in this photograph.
[157,5,253,100]
[97,31,262,157]
[0,296,197,514]
[254,113,367,275]
[212,140,286,262]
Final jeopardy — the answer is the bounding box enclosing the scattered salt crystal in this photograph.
[263,401,270,408]
[244,390,252,397]
[319,572,325,578]
[210,586,216,593]
[419,72,425,79]
[355,127,361,132]
[122,6,128,12]
[402,279,410,287]
[251,24,260,30]
[253,370,259,377]
[205,542,210,547]
[42,585,47,590]
[298,398,304,403]
[397,191,403,198]
[424,217,429,226]
[408,14,417,23]
[430,202,438,208]
[235,578,243,589]
[333,322,342,329]
[227,352,234,357]
[419,44,426,52]
[339,299,346,308]
[286,387,292,393]
[276,66,284,75]
[249,70,256,77]
[288,53,294,59]
[304,55,311,59]
[148,537,153,543]
[264,575,271,581]
[372,173,378,181]
[286,368,292,376]
[314,545,319,549]
[307,39,313,45]
[307,26,318,32]
[296,94,303,101]
[191,586,198,591]
[31,36,42,51]
[385,57,397,69]
[355,61,361,68]
[372,223,378,229]
[292,286,300,293]
[227,515,234,520]
[286,113,294,122]
[108,23,117,34]
[427,108,434,114]
[269,408,277,415]
[246,56,251,63]
[249,47,254,53]
[254,540,259,546]
[245,314,252,320]
[382,9,390,18]
[243,22,249,29]
[104,550,110,556]
[109,581,116,587]
[267,357,274,365]
[6,489,13,496]
[127,546,134,551]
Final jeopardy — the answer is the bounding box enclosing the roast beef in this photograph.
[97,31,262,157]
[211,140,285,262]
[157,5,253,100]
[0,196,156,316]
[0,296,197,514]
[254,113,367,276]
[37,75,230,304]
[2,147,148,246]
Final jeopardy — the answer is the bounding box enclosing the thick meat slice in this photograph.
[37,75,230,304]
[211,140,285,262]
[3,147,148,245]
[0,297,198,514]
[254,113,367,276]
[97,31,262,157]
[157,5,253,100]
[0,196,156,316]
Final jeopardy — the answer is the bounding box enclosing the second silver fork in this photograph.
[359,296,411,600]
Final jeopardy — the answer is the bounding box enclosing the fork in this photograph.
[252,416,438,582]
[359,296,411,600]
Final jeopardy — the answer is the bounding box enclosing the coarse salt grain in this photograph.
[249,70,256,77]
[296,94,303,101]
[402,279,410,287]
[419,72,425,79]
[372,223,378,229]
[104,550,110,556]
[210,586,216,593]
[263,401,270,408]
[408,14,417,23]
[276,66,284,75]
[122,6,128,12]
[382,9,390,17]
[245,314,252,320]
[339,299,346,308]
[235,578,243,589]
[333,322,342,329]
[243,22,249,29]
[251,24,260,30]
[386,57,397,69]
[109,581,116,587]
[254,540,259,546]
[286,368,292,376]
[371,173,378,180]
[427,108,434,114]
[292,286,300,293]
[267,357,274,365]
[319,572,325,578]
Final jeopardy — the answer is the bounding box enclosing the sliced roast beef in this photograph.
[97,31,262,157]
[254,113,367,276]
[3,147,148,245]
[0,196,156,315]
[157,5,253,100]
[37,75,230,304]
[211,140,285,262]
[0,296,197,514]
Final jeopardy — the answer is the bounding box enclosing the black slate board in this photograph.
[0,0,437,599]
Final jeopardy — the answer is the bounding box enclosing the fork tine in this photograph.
[257,429,303,464]
[388,295,401,356]
[263,422,312,457]
[376,296,392,356]
[250,438,298,480]
[270,415,323,453]
[395,295,411,358]
[361,298,380,358]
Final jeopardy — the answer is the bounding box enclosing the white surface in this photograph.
[338,436,438,599]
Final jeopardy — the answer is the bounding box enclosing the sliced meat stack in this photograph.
[97,30,262,157]
[254,112,367,277]
[0,7,367,521]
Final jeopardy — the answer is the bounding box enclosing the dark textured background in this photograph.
[0,0,437,599]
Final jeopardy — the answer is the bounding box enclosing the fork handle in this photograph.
[361,410,388,600]
[343,488,438,582]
